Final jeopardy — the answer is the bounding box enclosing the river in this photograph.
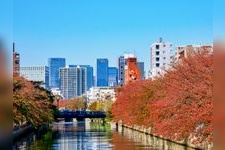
[13,119,195,150]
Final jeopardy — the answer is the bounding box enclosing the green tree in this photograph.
[88,101,98,111]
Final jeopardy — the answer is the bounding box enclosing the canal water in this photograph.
[13,119,195,150]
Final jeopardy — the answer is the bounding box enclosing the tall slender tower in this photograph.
[96,58,108,87]
[13,43,20,73]
[48,58,66,89]
[118,56,125,86]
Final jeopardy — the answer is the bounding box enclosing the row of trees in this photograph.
[56,97,113,119]
[88,100,113,119]
[55,97,86,110]
[13,74,57,127]
[112,49,213,144]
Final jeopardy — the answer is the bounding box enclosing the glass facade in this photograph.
[97,58,108,87]
[20,66,49,89]
[137,62,145,79]
[108,67,118,86]
[69,65,93,90]
[48,58,66,89]
[60,66,87,99]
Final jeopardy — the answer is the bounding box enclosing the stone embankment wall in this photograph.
[116,122,213,150]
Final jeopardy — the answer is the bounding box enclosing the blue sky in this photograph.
[1,0,216,75]
[214,0,225,39]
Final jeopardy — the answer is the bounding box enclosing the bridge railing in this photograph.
[57,110,106,118]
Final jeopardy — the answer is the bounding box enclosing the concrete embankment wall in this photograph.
[116,123,213,150]
[13,124,49,141]
[13,124,33,140]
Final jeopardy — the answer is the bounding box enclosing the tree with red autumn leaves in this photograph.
[54,97,86,110]
[13,73,55,127]
[112,48,213,144]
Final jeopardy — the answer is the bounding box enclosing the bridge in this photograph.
[56,110,106,121]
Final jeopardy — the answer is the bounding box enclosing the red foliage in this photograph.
[53,99,68,108]
[112,50,213,144]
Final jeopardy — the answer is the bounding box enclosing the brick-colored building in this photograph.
[124,57,140,84]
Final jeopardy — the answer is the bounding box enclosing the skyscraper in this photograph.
[137,62,145,79]
[48,58,66,89]
[20,66,49,89]
[84,65,94,90]
[108,67,118,86]
[118,56,125,86]
[13,43,20,73]
[97,58,108,87]
[59,66,87,99]
[69,65,94,90]
[150,38,173,78]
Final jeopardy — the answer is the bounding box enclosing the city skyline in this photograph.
[7,1,218,149]
[11,0,212,73]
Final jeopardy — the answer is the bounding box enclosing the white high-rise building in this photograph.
[149,38,174,79]
[59,66,87,99]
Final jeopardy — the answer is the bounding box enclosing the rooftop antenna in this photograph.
[13,42,15,52]
[159,37,163,43]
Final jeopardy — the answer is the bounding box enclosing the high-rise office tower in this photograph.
[137,62,145,79]
[118,56,125,86]
[48,58,66,89]
[13,43,20,73]
[59,66,87,99]
[150,38,173,78]
[97,58,108,87]
[69,65,94,90]
[20,66,49,89]
[108,67,118,86]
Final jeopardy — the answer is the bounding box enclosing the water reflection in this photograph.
[13,120,194,150]
[115,126,195,150]
[50,121,113,150]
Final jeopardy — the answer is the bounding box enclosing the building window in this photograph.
[156,51,160,55]
[156,45,159,49]
[156,63,160,67]
[156,57,160,61]
[163,57,166,59]
[15,60,19,64]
